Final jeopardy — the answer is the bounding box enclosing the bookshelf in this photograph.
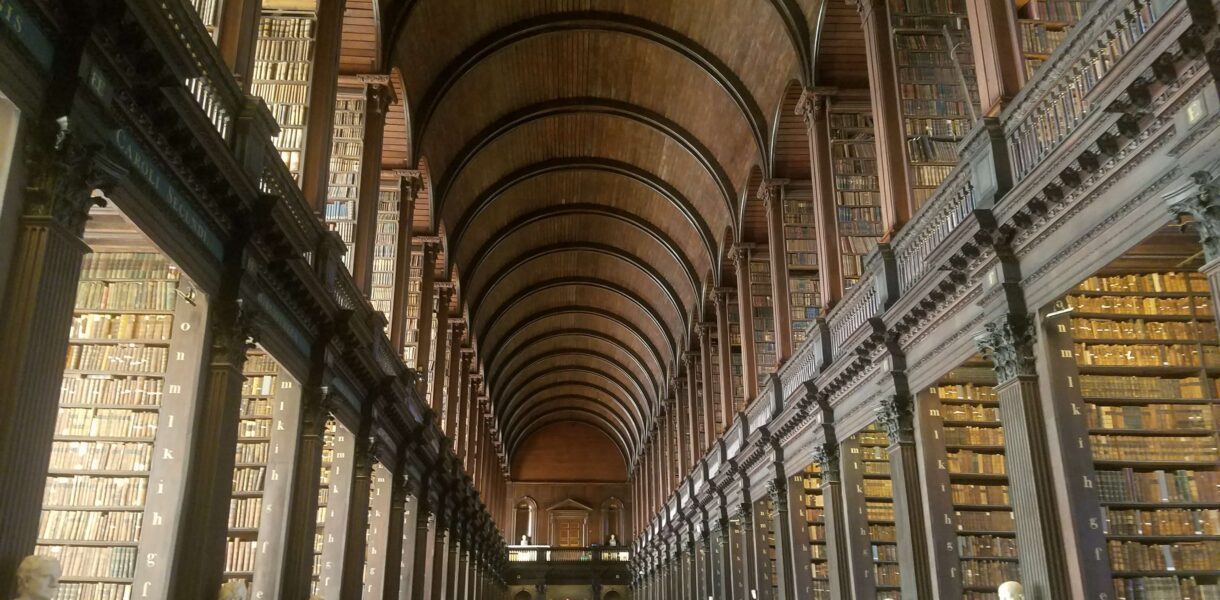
[221,350,284,585]
[750,253,778,386]
[828,103,882,291]
[842,422,901,600]
[1015,0,1089,79]
[402,248,423,365]
[311,418,338,595]
[928,365,1020,598]
[325,93,366,271]
[800,465,831,599]
[890,0,979,208]
[252,9,316,182]
[728,297,746,414]
[371,183,400,329]
[188,0,223,37]
[1050,270,1220,599]
[783,185,821,344]
[38,251,201,600]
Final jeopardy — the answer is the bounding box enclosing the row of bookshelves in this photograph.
[828,104,882,292]
[371,186,400,326]
[253,10,316,182]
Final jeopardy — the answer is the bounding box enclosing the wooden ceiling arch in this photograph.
[383,0,826,468]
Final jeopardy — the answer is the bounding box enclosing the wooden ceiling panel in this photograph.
[340,0,380,74]
[815,0,868,88]
[489,312,667,384]
[439,113,731,254]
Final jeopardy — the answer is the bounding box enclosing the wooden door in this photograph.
[555,517,584,547]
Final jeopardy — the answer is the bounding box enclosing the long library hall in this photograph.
[1,0,1220,599]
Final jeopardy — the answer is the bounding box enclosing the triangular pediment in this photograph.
[546,498,593,512]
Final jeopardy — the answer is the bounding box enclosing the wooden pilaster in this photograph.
[300,0,347,213]
[275,377,333,597]
[318,422,358,597]
[412,242,439,396]
[877,393,934,599]
[762,180,794,363]
[964,0,1025,115]
[714,290,736,423]
[216,0,263,89]
[698,324,718,442]
[410,506,436,600]
[795,89,845,308]
[731,245,759,398]
[351,79,393,293]
[769,475,799,600]
[429,290,453,414]
[338,433,377,599]
[685,353,702,461]
[250,371,305,600]
[443,323,465,439]
[388,173,419,350]
[364,462,396,598]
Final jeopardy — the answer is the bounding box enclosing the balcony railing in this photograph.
[508,546,631,563]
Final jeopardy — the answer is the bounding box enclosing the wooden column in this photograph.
[675,383,692,477]
[300,0,346,213]
[700,522,716,600]
[853,0,913,233]
[365,462,396,598]
[458,363,474,463]
[964,0,1025,115]
[275,379,332,597]
[795,89,844,308]
[216,0,262,89]
[814,440,851,600]
[429,291,453,414]
[762,180,794,362]
[318,422,359,597]
[377,470,410,600]
[659,410,673,492]
[912,389,965,599]
[0,132,114,592]
[413,241,439,396]
[410,506,436,600]
[979,313,1076,598]
[351,79,393,292]
[430,511,451,600]
[443,324,465,439]
[713,291,736,427]
[750,496,774,600]
[769,475,798,600]
[877,394,934,598]
[684,353,702,460]
[389,173,419,349]
[445,528,462,600]
[697,324,718,442]
[250,371,305,600]
[166,253,253,600]
[726,502,750,598]
[337,433,377,599]
[731,245,759,398]
[784,469,815,600]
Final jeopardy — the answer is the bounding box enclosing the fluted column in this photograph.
[364,462,395,598]
[675,383,692,476]
[877,393,933,598]
[853,0,913,232]
[376,470,409,600]
[430,509,451,600]
[814,441,851,600]
[338,434,378,599]
[300,0,347,212]
[443,323,466,438]
[352,78,394,292]
[727,502,750,599]
[410,507,436,600]
[977,314,1074,598]
[413,240,440,388]
[277,384,335,597]
[731,245,759,398]
[1167,173,1220,334]
[249,371,305,600]
[318,422,359,597]
[456,355,473,461]
[761,180,793,362]
[0,124,116,592]
[749,497,774,600]
[713,290,736,421]
[768,477,798,600]
[794,89,844,307]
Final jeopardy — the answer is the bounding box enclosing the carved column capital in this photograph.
[795,88,831,127]
[975,313,1037,384]
[736,501,753,527]
[211,297,256,367]
[758,178,788,207]
[876,394,914,443]
[767,477,787,512]
[420,239,441,260]
[23,119,115,233]
[1166,171,1220,261]
[811,441,839,480]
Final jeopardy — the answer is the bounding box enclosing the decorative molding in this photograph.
[975,313,1036,384]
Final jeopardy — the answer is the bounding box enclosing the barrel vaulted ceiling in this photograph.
[376,0,868,471]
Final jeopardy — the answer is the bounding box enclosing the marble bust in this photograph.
[998,581,1024,600]
[14,555,60,600]
[218,580,247,600]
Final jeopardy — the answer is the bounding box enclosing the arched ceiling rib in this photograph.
[387,0,818,470]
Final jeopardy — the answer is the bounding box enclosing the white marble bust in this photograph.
[14,555,60,600]
[218,580,247,600]
[999,581,1024,600]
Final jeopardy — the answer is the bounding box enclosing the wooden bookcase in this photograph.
[841,422,901,600]
[799,465,831,598]
[750,252,778,386]
[371,183,401,330]
[311,418,338,595]
[402,248,424,365]
[782,184,821,344]
[728,297,746,414]
[187,0,223,37]
[38,248,206,600]
[917,360,1019,599]
[252,9,317,182]
[827,101,882,291]
[1014,0,1089,79]
[890,0,979,209]
[708,327,725,434]
[1044,270,1220,599]
[325,92,366,271]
